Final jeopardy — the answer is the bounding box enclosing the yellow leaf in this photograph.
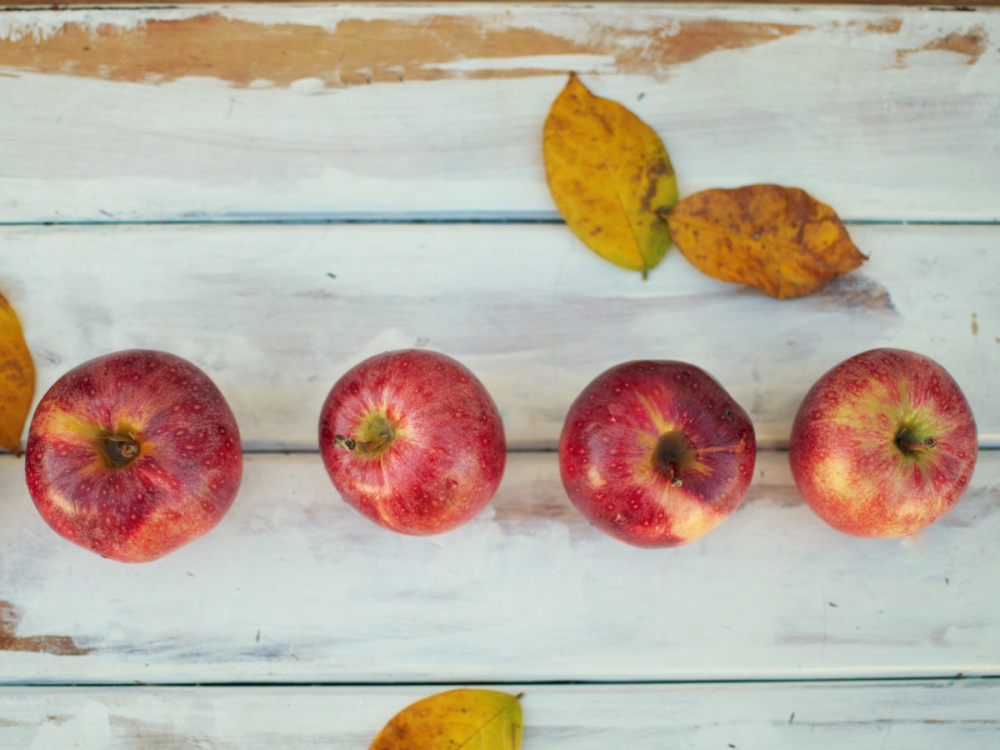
[370,688,522,750]
[544,73,678,277]
[0,292,35,455]
[666,184,866,299]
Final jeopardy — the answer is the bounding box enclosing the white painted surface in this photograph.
[2,3,998,741]
[1,681,998,749]
[0,223,996,450]
[0,451,997,683]
[0,5,998,222]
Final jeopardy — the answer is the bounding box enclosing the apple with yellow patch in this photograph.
[319,350,506,535]
[789,348,977,537]
[25,350,242,562]
[559,361,756,547]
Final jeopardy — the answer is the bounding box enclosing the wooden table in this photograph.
[1,3,998,747]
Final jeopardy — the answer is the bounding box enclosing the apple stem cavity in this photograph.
[654,430,693,487]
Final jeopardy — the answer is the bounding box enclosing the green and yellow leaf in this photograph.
[544,73,678,277]
[0,291,35,455]
[666,184,866,299]
[370,688,522,750]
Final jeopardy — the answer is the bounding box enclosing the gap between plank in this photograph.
[0,2,995,9]
[2,218,1000,228]
[8,675,999,689]
[238,446,1000,454]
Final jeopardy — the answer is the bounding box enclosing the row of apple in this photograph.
[23,346,976,562]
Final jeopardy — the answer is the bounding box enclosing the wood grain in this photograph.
[1,5,998,222]
[1,223,996,451]
[0,450,997,684]
[1,681,999,748]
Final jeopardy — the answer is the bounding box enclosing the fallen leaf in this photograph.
[0,292,34,455]
[666,185,866,299]
[544,73,678,278]
[370,688,522,750]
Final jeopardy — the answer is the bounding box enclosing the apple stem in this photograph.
[664,458,683,487]
[333,435,357,452]
[104,435,139,462]
[333,434,393,455]
[896,431,937,454]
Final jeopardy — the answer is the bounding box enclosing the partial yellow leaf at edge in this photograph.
[370,688,522,750]
[0,292,35,455]
[544,73,678,276]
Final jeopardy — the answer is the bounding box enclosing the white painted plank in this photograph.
[1,681,998,749]
[1,223,997,450]
[1,5,998,223]
[0,451,998,683]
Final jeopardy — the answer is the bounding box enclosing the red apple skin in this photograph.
[25,350,243,563]
[789,348,977,538]
[559,361,756,548]
[319,350,506,535]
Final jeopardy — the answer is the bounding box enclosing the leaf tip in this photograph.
[0,433,22,456]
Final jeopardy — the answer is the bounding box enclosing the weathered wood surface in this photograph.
[1,223,996,451]
[1,681,999,749]
[1,5,998,223]
[1,451,997,684]
[1,2,998,743]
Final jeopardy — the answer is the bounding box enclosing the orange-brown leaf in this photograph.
[666,185,866,299]
[0,292,35,455]
[544,73,678,276]
[370,688,522,750]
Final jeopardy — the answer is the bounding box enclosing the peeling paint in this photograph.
[845,17,904,35]
[896,25,989,66]
[0,600,92,656]
[0,14,808,88]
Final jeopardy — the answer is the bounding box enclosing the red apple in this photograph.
[789,348,977,538]
[319,350,506,535]
[559,361,756,547]
[25,350,242,562]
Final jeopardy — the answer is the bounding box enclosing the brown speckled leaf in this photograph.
[544,73,678,277]
[0,292,34,455]
[370,689,522,750]
[666,185,866,299]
